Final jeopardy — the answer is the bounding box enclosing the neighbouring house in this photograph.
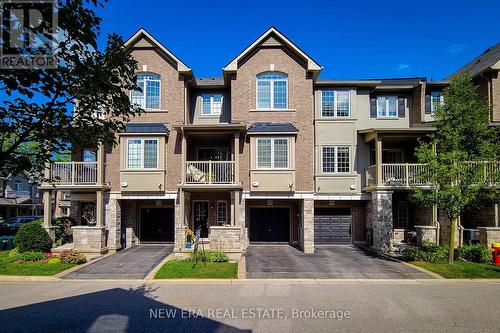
[41,28,500,254]
[0,172,43,221]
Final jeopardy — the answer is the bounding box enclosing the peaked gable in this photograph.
[124,28,191,73]
[223,27,322,73]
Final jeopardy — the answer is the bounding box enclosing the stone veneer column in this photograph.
[104,193,121,252]
[238,193,248,250]
[174,190,187,252]
[371,191,393,251]
[302,199,314,253]
[43,189,56,245]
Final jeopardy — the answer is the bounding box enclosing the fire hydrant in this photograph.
[492,243,500,266]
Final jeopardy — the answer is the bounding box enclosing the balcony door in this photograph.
[197,148,229,161]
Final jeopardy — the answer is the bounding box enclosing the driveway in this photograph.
[246,245,432,279]
[62,245,172,280]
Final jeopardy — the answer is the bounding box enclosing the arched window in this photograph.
[131,73,160,110]
[256,72,288,109]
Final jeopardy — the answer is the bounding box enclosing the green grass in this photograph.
[154,260,238,279]
[0,250,75,276]
[412,261,500,279]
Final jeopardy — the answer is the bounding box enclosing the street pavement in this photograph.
[0,280,499,332]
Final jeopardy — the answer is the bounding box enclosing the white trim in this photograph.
[255,137,290,170]
[124,28,191,73]
[216,200,228,225]
[201,94,224,116]
[320,89,351,118]
[256,72,288,110]
[320,145,351,174]
[376,95,399,118]
[116,193,177,200]
[313,193,371,200]
[130,73,161,111]
[430,91,445,114]
[126,137,160,170]
[242,192,314,199]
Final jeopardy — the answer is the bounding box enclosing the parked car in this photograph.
[0,216,42,236]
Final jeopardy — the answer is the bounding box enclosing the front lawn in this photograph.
[412,261,500,279]
[0,250,75,276]
[154,260,238,279]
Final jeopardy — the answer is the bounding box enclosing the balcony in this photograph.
[42,162,106,190]
[185,161,236,184]
[365,162,500,189]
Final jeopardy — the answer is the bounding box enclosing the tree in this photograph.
[0,0,143,178]
[411,72,499,263]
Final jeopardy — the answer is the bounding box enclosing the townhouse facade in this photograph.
[41,28,500,254]
[0,172,43,221]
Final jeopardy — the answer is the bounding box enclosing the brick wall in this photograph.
[230,47,315,192]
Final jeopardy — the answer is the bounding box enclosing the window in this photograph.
[377,96,398,117]
[201,95,223,115]
[82,149,97,162]
[131,73,160,110]
[394,202,409,229]
[321,90,350,117]
[256,138,289,169]
[321,146,350,173]
[13,180,23,191]
[431,92,444,113]
[256,72,288,109]
[127,138,159,169]
[217,201,227,225]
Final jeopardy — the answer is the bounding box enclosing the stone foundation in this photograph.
[209,226,242,252]
[104,194,121,252]
[301,199,314,253]
[415,225,438,244]
[478,227,500,246]
[371,191,393,251]
[72,226,107,254]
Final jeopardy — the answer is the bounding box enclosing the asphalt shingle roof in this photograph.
[450,43,500,78]
[124,123,169,134]
[248,122,299,133]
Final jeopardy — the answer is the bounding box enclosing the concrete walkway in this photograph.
[246,245,432,279]
[62,245,172,280]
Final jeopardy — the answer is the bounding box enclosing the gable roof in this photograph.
[223,27,322,72]
[124,28,191,73]
[449,43,500,78]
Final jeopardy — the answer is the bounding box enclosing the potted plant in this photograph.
[185,228,194,249]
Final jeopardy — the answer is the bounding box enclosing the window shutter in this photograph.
[370,95,377,118]
[425,94,431,114]
[398,97,405,118]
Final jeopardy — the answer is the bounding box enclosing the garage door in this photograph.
[314,208,351,244]
[250,207,290,242]
[140,207,174,242]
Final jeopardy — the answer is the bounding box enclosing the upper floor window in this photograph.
[82,149,97,162]
[127,138,159,169]
[256,72,288,110]
[377,96,398,118]
[321,146,350,173]
[13,180,23,191]
[431,92,444,113]
[201,94,223,115]
[321,90,350,117]
[256,137,289,169]
[131,73,160,110]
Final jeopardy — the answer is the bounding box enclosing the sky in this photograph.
[95,0,500,80]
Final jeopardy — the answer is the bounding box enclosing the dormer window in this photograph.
[201,94,223,115]
[131,73,160,110]
[431,92,444,113]
[256,72,288,110]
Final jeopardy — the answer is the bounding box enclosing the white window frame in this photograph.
[201,94,223,116]
[126,138,160,170]
[130,73,161,111]
[376,96,398,118]
[255,137,290,170]
[217,201,228,225]
[256,72,288,110]
[13,180,23,191]
[321,145,351,174]
[430,92,444,114]
[321,90,351,118]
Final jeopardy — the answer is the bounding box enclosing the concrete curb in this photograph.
[237,254,246,279]
[144,253,175,280]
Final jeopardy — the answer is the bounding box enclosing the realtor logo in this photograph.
[0,0,58,69]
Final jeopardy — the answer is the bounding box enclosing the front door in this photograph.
[193,201,209,238]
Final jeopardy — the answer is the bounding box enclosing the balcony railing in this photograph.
[185,161,235,184]
[365,162,500,188]
[5,190,31,198]
[50,162,98,185]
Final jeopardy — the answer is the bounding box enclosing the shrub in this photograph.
[13,221,52,253]
[48,257,61,264]
[455,244,493,263]
[19,251,46,262]
[186,250,229,263]
[60,249,86,264]
[52,217,74,246]
[8,248,20,259]
[401,241,449,262]
[210,251,229,263]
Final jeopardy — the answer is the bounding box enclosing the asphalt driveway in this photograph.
[62,245,172,280]
[246,245,432,279]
